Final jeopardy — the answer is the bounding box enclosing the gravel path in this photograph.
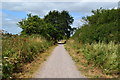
[34,44,85,78]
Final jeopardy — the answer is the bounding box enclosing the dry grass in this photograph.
[65,40,119,78]
[13,45,56,78]
[2,35,54,79]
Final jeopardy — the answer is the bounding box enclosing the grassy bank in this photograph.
[65,40,119,78]
[2,34,54,79]
[13,45,56,78]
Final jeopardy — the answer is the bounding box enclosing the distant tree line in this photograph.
[18,10,75,41]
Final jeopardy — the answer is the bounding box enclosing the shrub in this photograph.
[2,34,53,79]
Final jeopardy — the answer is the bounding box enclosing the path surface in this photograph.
[34,44,85,78]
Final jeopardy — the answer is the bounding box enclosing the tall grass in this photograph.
[81,42,119,74]
[66,40,119,77]
[2,34,53,79]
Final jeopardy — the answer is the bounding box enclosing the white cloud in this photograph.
[5,18,12,21]
[1,0,120,2]
[1,2,118,34]
[2,2,118,16]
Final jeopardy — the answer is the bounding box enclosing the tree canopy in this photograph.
[73,8,120,43]
[18,10,75,41]
[44,10,75,39]
[82,8,119,25]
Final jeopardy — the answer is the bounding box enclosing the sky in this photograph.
[1,0,119,34]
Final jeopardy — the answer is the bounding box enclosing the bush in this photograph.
[2,34,53,79]
[80,41,119,74]
[73,22,119,43]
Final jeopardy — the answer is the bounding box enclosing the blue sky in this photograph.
[2,9,27,19]
[1,1,118,34]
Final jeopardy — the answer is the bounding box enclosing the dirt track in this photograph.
[34,44,85,78]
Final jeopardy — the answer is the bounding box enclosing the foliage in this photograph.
[44,10,75,39]
[81,42,119,74]
[17,14,57,41]
[73,22,119,43]
[82,8,119,25]
[18,10,75,41]
[18,14,43,35]
[66,8,120,77]
[2,34,53,79]
[66,40,119,77]
[73,8,120,43]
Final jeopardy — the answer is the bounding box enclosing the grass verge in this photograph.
[2,34,54,79]
[65,40,119,78]
[13,45,56,78]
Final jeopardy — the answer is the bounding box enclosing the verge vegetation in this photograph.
[65,8,120,78]
[2,34,54,79]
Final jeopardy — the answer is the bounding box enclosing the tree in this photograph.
[18,13,58,40]
[44,10,74,39]
[73,8,120,43]
[18,13,44,35]
[18,10,75,41]
[82,8,119,26]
